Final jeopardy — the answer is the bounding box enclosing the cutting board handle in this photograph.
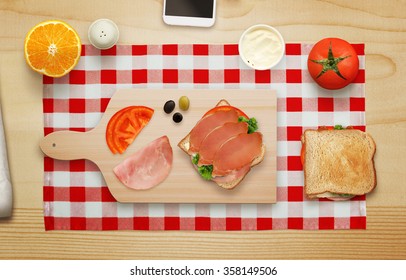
[40,130,96,161]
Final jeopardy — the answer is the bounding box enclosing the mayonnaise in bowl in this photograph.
[239,24,285,70]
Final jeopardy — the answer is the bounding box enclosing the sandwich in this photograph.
[301,126,376,200]
[178,100,265,190]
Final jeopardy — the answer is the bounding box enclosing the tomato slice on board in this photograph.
[202,105,249,119]
[106,106,154,154]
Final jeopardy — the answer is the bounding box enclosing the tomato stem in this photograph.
[310,42,351,80]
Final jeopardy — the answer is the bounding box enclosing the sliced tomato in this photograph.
[300,143,305,165]
[318,125,351,131]
[318,126,334,131]
[202,105,249,119]
[106,108,130,153]
[106,106,154,154]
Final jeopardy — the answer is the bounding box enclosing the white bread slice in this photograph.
[177,100,266,190]
[302,128,376,199]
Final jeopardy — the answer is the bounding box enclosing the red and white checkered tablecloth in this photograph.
[42,43,366,230]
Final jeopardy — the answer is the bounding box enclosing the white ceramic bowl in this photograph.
[238,24,285,70]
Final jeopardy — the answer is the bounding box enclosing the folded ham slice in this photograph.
[113,135,173,190]
[211,164,251,184]
[198,122,248,166]
[188,109,239,154]
[212,132,263,177]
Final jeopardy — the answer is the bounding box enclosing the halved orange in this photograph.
[106,106,154,154]
[24,20,81,78]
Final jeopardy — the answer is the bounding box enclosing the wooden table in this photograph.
[0,0,405,259]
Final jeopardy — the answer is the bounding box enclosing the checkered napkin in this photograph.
[42,43,366,230]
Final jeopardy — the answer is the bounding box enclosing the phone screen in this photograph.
[165,0,214,18]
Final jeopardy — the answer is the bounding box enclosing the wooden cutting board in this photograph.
[40,89,277,203]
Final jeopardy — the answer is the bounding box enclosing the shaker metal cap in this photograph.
[88,19,119,50]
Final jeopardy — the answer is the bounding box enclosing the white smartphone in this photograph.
[163,0,216,27]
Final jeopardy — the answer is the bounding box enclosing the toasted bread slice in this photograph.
[177,99,266,190]
[302,128,376,199]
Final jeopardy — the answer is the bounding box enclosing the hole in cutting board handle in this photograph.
[40,130,94,161]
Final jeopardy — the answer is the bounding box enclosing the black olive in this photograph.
[164,100,175,114]
[172,112,183,123]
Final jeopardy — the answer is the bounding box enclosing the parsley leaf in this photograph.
[198,165,213,180]
[238,116,258,134]
[192,153,199,165]
[191,154,213,180]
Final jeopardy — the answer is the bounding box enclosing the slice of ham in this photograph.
[212,132,263,177]
[212,164,251,184]
[113,135,173,190]
[188,109,239,154]
[198,122,248,166]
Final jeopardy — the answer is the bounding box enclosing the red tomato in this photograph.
[307,38,359,90]
[300,144,305,165]
[202,105,249,119]
[106,106,154,154]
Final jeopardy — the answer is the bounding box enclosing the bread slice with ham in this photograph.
[178,100,265,190]
[212,132,263,177]
[301,127,376,200]
[187,109,239,155]
[198,121,248,166]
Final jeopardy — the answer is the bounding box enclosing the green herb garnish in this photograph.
[238,116,258,134]
[334,125,344,130]
[338,193,353,197]
[192,153,200,165]
[191,153,213,180]
[331,193,353,198]
[198,165,213,180]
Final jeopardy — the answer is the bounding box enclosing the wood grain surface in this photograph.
[40,89,277,203]
[0,0,405,259]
